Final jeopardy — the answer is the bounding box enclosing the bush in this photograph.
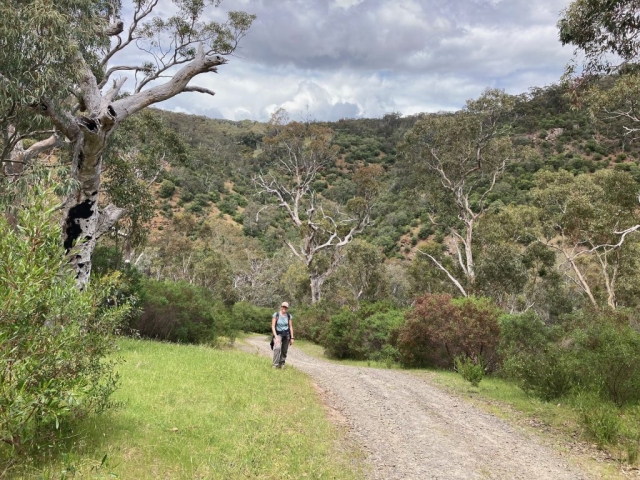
[417,224,433,240]
[0,185,126,455]
[397,294,500,369]
[499,311,573,401]
[180,189,195,202]
[323,308,354,359]
[294,303,333,343]
[232,302,274,333]
[322,303,405,361]
[566,310,640,406]
[133,279,234,344]
[499,309,640,405]
[350,307,405,360]
[158,179,176,198]
[454,356,484,387]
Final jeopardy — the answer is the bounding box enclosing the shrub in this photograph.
[158,179,176,198]
[322,303,405,360]
[350,307,405,360]
[454,356,484,387]
[0,185,126,455]
[294,303,333,343]
[323,307,354,359]
[566,309,640,406]
[498,311,573,401]
[133,279,234,344]
[218,197,238,215]
[232,301,274,333]
[500,309,640,405]
[397,294,501,369]
[417,224,433,240]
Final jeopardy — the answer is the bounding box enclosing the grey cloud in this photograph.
[109,0,576,122]
[222,0,571,76]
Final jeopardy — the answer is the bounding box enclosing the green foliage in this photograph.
[454,356,484,387]
[294,303,333,343]
[500,309,640,406]
[323,308,354,359]
[559,0,640,75]
[498,311,573,401]
[574,393,621,447]
[0,185,126,455]
[0,0,111,163]
[322,303,404,360]
[397,294,501,369]
[231,301,274,333]
[566,309,640,406]
[159,180,176,198]
[133,279,235,345]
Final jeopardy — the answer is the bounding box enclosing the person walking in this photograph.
[272,302,294,368]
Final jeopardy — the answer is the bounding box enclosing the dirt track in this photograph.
[244,335,591,480]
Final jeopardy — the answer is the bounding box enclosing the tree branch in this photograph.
[112,44,226,121]
[182,86,216,96]
[418,250,468,297]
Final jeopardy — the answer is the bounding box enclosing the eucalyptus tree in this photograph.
[2,0,254,287]
[531,169,640,309]
[325,239,389,307]
[401,89,515,297]
[0,0,111,180]
[559,0,640,76]
[255,110,382,304]
[559,0,640,141]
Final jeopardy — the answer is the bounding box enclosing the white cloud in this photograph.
[108,0,575,122]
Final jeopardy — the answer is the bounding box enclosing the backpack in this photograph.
[270,312,291,350]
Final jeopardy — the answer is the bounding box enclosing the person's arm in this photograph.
[272,314,278,337]
[289,316,294,343]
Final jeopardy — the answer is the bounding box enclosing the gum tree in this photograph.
[531,169,640,309]
[255,110,382,304]
[401,89,515,297]
[2,0,254,287]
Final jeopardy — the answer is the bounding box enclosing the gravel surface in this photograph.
[244,336,591,480]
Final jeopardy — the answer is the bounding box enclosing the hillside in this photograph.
[94,81,640,310]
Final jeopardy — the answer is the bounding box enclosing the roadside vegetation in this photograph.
[2,0,640,476]
[4,338,365,479]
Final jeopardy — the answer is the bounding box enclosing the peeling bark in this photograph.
[24,40,230,288]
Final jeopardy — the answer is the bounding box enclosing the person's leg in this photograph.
[279,335,290,367]
[272,335,282,367]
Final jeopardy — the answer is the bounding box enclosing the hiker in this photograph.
[272,301,294,368]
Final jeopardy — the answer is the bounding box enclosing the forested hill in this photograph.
[96,81,640,312]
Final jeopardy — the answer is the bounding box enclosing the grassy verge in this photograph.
[9,338,365,479]
[411,370,638,479]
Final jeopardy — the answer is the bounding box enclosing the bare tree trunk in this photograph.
[310,274,324,304]
[464,219,475,285]
[60,108,124,288]
[566,257,598,309]
[38,45,226,288]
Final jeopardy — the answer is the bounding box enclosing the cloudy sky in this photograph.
[119,0,575,122]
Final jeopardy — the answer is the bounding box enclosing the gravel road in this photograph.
[244,335,591,480]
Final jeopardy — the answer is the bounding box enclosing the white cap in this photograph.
[281,302,289,308]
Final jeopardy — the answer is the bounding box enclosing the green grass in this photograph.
[9,338,364,479]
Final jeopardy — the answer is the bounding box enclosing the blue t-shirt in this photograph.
[273,312,291,333]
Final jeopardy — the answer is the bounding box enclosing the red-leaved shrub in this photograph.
[397,294,501,369]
